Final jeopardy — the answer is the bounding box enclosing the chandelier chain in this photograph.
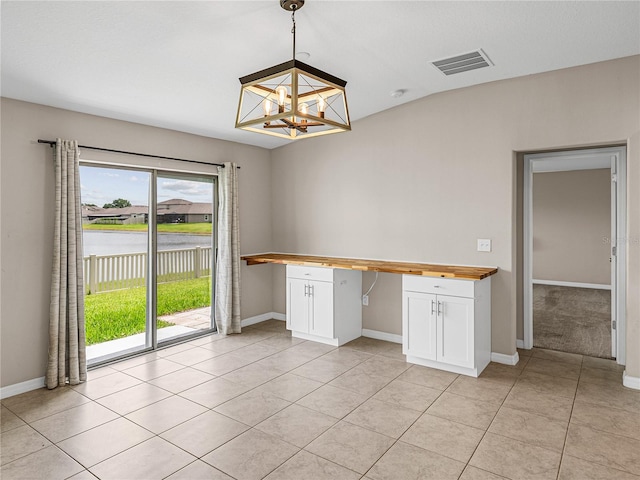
[291,6,296,60]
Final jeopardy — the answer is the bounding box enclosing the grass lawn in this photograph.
[83,222,212,235]
[84,277,212,345]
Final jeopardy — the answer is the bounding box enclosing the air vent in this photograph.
[432,49,493,76]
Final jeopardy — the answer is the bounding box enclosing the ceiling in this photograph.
[2,1,639,150]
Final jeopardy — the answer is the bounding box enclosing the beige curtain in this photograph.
[46,139,87,389]
[215,162,241,334]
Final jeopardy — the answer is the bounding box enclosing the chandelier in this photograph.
[235,0,351,140]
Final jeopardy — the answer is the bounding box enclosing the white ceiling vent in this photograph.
[432,49,493,76]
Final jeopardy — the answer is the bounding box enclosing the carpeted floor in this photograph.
[533,284,612,359]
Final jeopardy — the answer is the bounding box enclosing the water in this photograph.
[83,230,211,257]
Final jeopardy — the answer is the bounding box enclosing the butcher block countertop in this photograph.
[241,253,498,280]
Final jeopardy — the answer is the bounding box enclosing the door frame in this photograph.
[523,146,627,364]
[79,160,219,366]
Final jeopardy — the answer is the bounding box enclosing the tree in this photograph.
[103,198,131,209]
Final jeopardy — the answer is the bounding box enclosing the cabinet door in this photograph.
[287,278,309,334]
[436,296,474,368]
[402,291,437,360]
[309,280,334,339]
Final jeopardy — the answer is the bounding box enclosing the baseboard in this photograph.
[242,312,285,327]
[516,339,525,349]
[491,351,520,366]
[361,329,402,344]
[1,376,45,400]
[532,279,611,290]
[623,371,640,390]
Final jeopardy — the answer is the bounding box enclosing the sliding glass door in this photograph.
[155,173,215,345]
[80,164,216,364]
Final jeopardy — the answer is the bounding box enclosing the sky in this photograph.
[79,166,213,207]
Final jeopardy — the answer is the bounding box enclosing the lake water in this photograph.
[83,231,211,257]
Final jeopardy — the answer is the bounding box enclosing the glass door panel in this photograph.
[156,173,215,344]
[80,165,151,363]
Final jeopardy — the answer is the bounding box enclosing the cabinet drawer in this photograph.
[403,275,475,298]
[287,265,334,282]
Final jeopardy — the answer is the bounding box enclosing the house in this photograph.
[156,199,212,224]
[82,205,149,224]
[1,2,639,479]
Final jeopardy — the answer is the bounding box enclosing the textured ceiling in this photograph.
[2,1,639,149]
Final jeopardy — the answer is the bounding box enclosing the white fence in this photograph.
[84,246,212,294]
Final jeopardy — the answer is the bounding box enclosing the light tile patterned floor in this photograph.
[2,320,640,480]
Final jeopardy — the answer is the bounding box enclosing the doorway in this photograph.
[80,164,217,364]
[523,147,626,363]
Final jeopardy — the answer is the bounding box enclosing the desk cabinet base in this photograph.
[402,275,491,378]
[286,265,362,347]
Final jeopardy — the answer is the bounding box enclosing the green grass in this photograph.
[83,223,212,235]
[84,277,212,345]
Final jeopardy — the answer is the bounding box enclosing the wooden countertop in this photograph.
[241,253,498,280]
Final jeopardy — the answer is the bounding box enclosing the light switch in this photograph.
[477,238,491,252]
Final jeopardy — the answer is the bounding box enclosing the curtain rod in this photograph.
[37,139,239,169]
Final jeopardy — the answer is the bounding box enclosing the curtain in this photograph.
[46,139,87,389]
[215,162,241,334]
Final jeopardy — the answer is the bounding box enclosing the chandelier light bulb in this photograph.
[317,96,326,118]
[263,98,272,116]
[299,102,308,124]
[275,86,288,112]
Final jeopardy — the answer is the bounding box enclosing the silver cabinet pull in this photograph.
[304,284,308,296]
[437,301,442,316]
[309,285,313,297]
[431,300,436,315]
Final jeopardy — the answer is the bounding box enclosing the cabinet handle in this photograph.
[304,284,308,296]
[431,300,436,315]
[437,301,442,316]
[309,285,313,297]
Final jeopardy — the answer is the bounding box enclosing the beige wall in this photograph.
[0,98,274,388]
[270,56,640,376]
[533,169,611,285]
[2,55,639,388]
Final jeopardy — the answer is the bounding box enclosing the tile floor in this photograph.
[2,319,639,480]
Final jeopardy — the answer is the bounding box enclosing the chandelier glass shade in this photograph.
[235,2,350,140]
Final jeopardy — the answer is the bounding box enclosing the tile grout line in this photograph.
[554,354,584,480]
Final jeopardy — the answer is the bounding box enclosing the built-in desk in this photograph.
[241,253,497,280]
[242,253,498,376]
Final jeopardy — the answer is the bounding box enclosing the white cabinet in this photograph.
[286,265,362,346]
[402,275,491,377]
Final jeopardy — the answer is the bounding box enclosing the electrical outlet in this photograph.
[477,238,491,252]
[362,295,369,306]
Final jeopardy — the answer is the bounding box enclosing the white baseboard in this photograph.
[1,376,45,400]
[361,329,402,344]
[532,279,611,290]
[623,371,640,390]
[516,339,525,349]
[241,312,285,327]
[491,351,520,366]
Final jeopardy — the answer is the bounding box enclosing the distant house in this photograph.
[157,199,212,224]
[82,199,212,225]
